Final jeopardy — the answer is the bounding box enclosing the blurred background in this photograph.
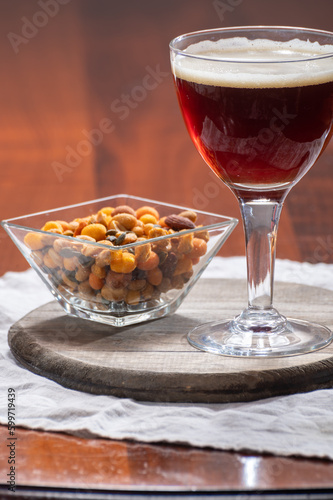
[1,0,332,273]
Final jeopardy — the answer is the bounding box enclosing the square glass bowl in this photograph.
[2,195,237,327]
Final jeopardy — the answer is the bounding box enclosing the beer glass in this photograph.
[170,27,333,356]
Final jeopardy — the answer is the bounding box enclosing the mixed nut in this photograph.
[23,204,209,309]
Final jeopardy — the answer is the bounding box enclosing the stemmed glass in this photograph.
[170,26,333,357]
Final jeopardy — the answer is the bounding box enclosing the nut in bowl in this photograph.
[2,195,237,326]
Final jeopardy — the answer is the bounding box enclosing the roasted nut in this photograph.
[106,270,132,289]
[53,238,76,254]
[96,210,110,227]
[78,280,95,298]
[141,282,154,301]
[43,251,58,269]
[159,252,178,278]
[39,201,210,307]
[73,220,88,237]
[89,272,104,290]
[112,213,137,231]
[123,232,137,245]
[126,289,141,305]
[173,255,193,276]
[177,233,194,254]
[135,241,151,263]
[189,238,208,258]
[101,284,126,302]
[171,275,184,290]
[195,228,210,242]
[76,235,96,242]
[148,227,168,239]
[128,279,147,291]
[178,210,197,223]
[24,232,44,251]
[157,277,172,293]
[63,256,79,272]
[147,267,163,286]
[164,215,195,231]
[95,249,112,267]
[60,271,78,289]
[75,264,90,282]
[91,263,107,279]
[112,205,136,217]
[137,251,159,271]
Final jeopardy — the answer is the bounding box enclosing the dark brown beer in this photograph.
[173,39,333,200]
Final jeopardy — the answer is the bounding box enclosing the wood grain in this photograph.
[1,425,333,493]
[8,279,333,403]
[1,0,333,276]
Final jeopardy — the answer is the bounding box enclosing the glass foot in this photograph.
[187,317,333,357]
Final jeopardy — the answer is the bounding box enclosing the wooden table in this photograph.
[1,0,333,496]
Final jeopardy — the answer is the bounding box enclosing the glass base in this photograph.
[187,314,333,357]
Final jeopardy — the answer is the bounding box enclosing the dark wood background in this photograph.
[1,1,333,494]
[1,0,333,276]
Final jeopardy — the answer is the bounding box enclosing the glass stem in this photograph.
[239,200,283,311]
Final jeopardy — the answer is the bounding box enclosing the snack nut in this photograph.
[23,204,209,308]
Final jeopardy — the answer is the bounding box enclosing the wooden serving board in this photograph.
[8,279,333,403]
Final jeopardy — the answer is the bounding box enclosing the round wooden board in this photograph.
[8,279,333,403]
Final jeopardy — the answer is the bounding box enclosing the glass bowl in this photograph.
[2,195,237,327]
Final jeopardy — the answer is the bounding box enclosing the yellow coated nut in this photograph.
[81,223,107,241]
[41,221,63,232]
[24,232,44,251]
[100,207,114,216]
[143,223,155,236]
[110,251,136,274]
[132,225,144,237]
[136,206,160,220]
[56,220,71,231]
[140,214,158,225]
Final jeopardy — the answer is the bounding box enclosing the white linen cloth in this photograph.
[1,257,333,460]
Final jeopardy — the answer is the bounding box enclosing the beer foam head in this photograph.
[171,38,333,88]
